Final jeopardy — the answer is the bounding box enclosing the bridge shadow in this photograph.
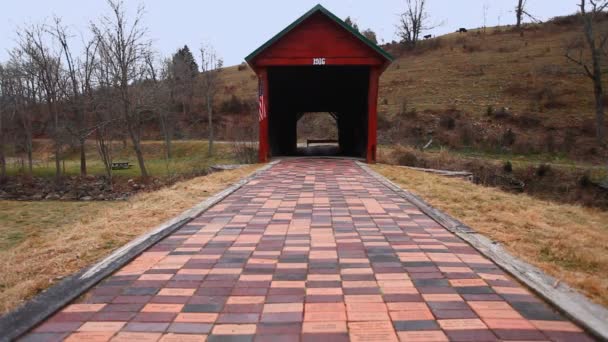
[295,144,342,157]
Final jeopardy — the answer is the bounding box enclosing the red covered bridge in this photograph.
[245,4,393,163]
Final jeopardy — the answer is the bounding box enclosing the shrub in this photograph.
[501,128,516,147]
[388,146,421,167]
[397,150,418,166]
[503,161,513,173]
[535,86,566,110]
[579,173,593,187]
[232,141,258,164]
[220,95,250,114]
[493,107,511,120]
[536,164,551,177]
[458,123,475,146]
[439,115,456,130]
[227,117,258,164]
[377,112,393,132]
[237,62,248,71]
[486,105,494,116]
[396,99,417,119]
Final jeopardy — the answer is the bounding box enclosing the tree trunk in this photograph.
[0,148,5,180]
[207,92,214,156]
[593,68,606,144]
[583,8,606,145]
[79,138,87,176]
[95,126,113,183]
[159,114,172,160]
[0,113,4,180]
[26,132,33,175]
[516,0,524,27]
[51,102,61,179]
[127,122,148,179]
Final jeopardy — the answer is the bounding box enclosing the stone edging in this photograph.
[356,161,608,341]
[0,161,279,342]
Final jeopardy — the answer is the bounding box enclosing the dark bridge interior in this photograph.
[268,66,369,158]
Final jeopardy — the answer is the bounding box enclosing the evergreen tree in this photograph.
[172,45,198,79]
[170,45,198,117]
[344,16,360,32]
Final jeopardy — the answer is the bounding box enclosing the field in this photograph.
[0,164,260,314]
[3,139,238,179]
[373,164,608,307]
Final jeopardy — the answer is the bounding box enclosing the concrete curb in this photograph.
[356,161,608,341]
[0,161,278,342]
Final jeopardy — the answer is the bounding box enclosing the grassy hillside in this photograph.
[216,15,608,162]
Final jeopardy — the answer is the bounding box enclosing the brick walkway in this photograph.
[23,159,594,342]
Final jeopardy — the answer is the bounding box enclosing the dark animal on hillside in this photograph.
[424,34,432,39]
[458,28,468,33]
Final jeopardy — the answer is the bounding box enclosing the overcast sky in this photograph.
[1,0,578,66]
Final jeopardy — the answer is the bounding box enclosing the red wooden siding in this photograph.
[250,12,385,67]
[367,67,380,163]
[258,68,270,162]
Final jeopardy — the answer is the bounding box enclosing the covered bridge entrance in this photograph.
[245,5,392,163]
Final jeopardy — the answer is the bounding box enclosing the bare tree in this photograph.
[92,51,116,182]
[483,3,490,34]
[18,24,64,178]
[397,0,437,47]
[51,18,98,176]
[4,50,39,175]
[91,0,152,178]
[161,58,179,159]
[0,64,8,180]
[515,0,542,28]
[566,0,608,144]
[199,45,221,156]
[144,53,174,166]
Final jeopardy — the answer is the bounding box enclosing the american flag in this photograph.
[258,80,267,122]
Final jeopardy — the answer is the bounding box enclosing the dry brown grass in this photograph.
[218,21,608,158]
[372,164,608,307]
[378,24,608,128]
[219,22,608,130]
[0,165,260,314]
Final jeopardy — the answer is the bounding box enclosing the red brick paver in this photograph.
[22,159,595,342]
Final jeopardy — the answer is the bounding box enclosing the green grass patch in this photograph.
[4,140,238,178]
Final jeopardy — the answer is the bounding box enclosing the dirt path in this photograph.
[22,159,593,341]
